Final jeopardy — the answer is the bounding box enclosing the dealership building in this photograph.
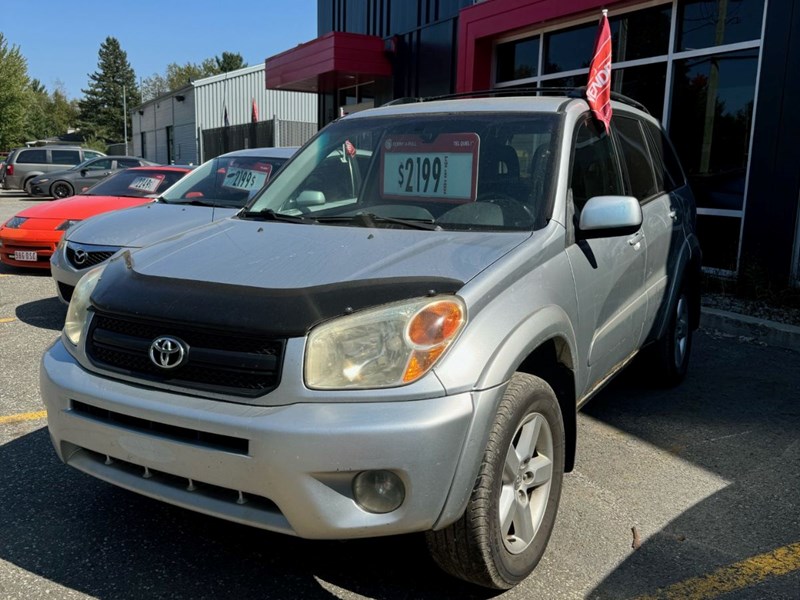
[264,0,800,286]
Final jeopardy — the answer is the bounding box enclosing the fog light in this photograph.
[353,470,405,514]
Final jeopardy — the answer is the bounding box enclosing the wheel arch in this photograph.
[433,307,579,530]
[650,234,703,343]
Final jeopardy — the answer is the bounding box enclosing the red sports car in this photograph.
[0,166,191,269]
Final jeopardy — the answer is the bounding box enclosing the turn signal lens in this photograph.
[402,300,465,382]
[406,301,464,348]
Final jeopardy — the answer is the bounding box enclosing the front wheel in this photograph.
[51,181,74,199]
[426,373,565,589]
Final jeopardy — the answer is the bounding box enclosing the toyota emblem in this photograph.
[73,249,88,266]
[149,336,188,369]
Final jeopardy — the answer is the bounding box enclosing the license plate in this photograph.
[13,250,37,261]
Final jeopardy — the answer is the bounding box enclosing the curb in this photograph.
[700,307,800,353]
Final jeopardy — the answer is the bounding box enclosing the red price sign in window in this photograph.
[128,174,166,193]
[223,164,273,191]
[381,133,480,202]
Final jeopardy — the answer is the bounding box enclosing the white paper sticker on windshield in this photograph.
[381,133,480,202]
[222,165,272,191]
[128,175,165,193]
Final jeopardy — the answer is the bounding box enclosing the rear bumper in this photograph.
[41,340,479,539]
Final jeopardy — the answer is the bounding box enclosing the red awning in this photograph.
[265,32,392,93]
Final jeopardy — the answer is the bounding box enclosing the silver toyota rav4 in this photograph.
[41,92,701,590]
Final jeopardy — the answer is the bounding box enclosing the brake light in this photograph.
[6,164,13,176]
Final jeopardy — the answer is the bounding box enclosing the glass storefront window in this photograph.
[612,63,667,120]
[677,0,765,52]
[696,214,742,270]
[610,5,672,62]
[669,48,758,211]
[542,5,672,76]
[496,37,540,83]
[543,22,595,74]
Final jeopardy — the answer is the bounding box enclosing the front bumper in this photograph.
[41,340,478,539]
[0,227,60,269]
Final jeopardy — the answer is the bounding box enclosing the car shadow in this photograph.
[0,262,52,276]
[582,331,800,598]
[15,297,65,331]
[0,428,496,600]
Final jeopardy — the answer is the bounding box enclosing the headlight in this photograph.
[64,265,105,345]
[56,219,81,231]
[3,216,28,229]
[36,178,49,184]
[305,296,466,389]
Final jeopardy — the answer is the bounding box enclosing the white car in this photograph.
[50,147,296,303]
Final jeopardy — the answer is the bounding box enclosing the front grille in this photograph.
[86,312,284,398]
[66,245,117,269]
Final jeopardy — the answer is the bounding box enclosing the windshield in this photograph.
[83,168,190,198]
[159,154,289,207]
[244,112,560,231]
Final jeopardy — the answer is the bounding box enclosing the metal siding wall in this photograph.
[173,124,197,165]
[154,100,173,164]
[194,64,317,132]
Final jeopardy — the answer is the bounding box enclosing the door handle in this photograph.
[628,231,644,247]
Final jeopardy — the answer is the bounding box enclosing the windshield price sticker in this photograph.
[381,133,480,202]
[223,166,272,191]
[128,175,165,193]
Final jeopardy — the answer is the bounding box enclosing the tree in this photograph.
[79,36,140,142]
[214,51,246,73]
[139,52,247,101]
[24,79,51,141]
[0,33,29,150]
[23,79,80,142]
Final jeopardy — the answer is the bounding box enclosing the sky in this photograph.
[2,0,318,100]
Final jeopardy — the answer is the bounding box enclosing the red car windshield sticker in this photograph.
[222,164,273,191]
[344,140,357,157]
[381,133,480,202]
[128,174,166,193]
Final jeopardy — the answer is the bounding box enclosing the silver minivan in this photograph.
[41,91,701,590]
[1,146,106,193]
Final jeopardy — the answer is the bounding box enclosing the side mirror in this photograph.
[578,195,642,239]
[296,190,326,207]
[80,169,88,177]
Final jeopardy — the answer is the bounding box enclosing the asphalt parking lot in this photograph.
[1,188,799,599]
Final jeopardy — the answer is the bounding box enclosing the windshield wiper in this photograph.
[315,212,440,231]
[239,208,314,223]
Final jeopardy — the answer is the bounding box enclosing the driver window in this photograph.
[570,120,623,211]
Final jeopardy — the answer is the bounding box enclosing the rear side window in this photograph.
[86,159,114,171]
[52,150,80,165]
[17,149,47,164]
[570,119,623,210]
[644,121,686,192]
[614,116,658,201]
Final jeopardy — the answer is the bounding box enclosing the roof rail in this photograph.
[381,87,649,114]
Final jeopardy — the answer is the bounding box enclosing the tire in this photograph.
[23,178,35,195]
[51,181,74,199]
[647,283,693,387]
[426,373,565,589]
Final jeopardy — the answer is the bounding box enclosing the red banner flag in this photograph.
[251,98,259,123]
[586,10,612,132]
